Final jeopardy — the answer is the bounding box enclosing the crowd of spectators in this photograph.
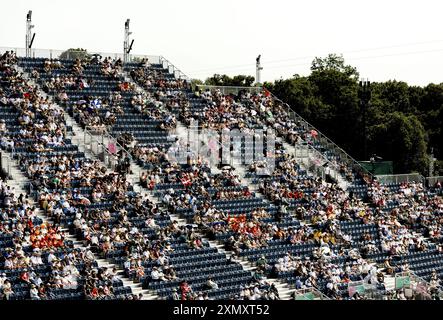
[3,51,443,300]
[0,175,131,300]
[0,53,140,300]
[129,64,443,299]
[129,61,187,90]
[30,56,134,130]
[165,85,443,299]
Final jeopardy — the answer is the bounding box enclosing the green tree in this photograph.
[308,54,361,157]
[270,76,321,120]
[204,74,255,86]
[371,81,413,114]
[311,53,359,80]
[59,48,90,60]
[419,84,443,160]
[253,54,441,175]
[368,112,428,174]
[190,78,203,92]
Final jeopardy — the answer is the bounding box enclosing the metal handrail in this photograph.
[196,84,262,95]
[293,287,330,300]
[426,176,443,186]
[375,173,425,184]
[191,83,370,179]
[0,151,12,179]
[103,130,134,161]
[293,141,340,180]
[395,270,443,297]
[159,55,190,82]
[84,126,133,160]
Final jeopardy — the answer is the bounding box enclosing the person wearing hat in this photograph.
[31,249,43,266]
[164,265,177,281]
[20,269,31,284]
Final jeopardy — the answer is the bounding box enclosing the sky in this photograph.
[1,0,443,86]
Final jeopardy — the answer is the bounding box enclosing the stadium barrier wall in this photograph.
[293,288,330,300]
[426,176,443,187]
[375,173,425,185]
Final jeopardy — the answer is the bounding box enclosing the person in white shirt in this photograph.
[4,258,14,269]
[47,250,57,264]
[90,234,99,247]
[0,119,6,132]
[150,267,166,281]
[30,251,43,266]
[145,218,158,229]
[123,258,132,271]
[206,277,218,290]
[111,268,120,282]
[85,248,95,261]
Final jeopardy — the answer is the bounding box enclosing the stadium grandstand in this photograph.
[1,10,443,303]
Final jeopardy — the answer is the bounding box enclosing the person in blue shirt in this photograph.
[295,277,303,290]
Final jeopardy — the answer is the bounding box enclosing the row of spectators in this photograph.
[33,57,186,136]
[32,57,130,130]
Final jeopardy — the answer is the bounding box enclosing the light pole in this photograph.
[256,55,263,85]
[429,148,436,177]
[359,79,371,160]
[25,10,36,58]
[123,19,134,63]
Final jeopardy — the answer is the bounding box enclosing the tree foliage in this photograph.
[265,54,441,175]
[205,74,255,87]
[368,112,428,174]
[59,48,90,61]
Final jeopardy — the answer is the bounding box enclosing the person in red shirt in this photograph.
[90,287,99,299]
[179,281,192,300]
[148,179,156,190]
[181,174,192,187]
